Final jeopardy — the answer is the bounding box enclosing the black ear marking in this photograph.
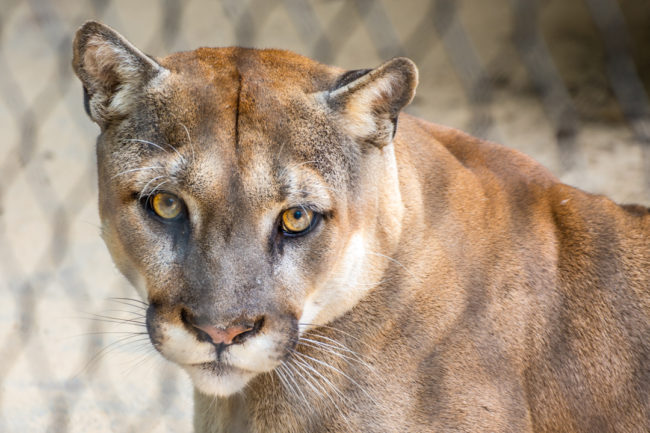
[333,69,372,91]
[83,86,91,117]
[391,116,399,139]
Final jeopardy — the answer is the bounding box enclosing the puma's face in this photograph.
[73,22,416,396]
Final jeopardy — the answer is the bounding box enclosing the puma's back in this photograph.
[73,21,650,432]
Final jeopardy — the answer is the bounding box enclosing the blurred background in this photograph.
[1,0,648,432]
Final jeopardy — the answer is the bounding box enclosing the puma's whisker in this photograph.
[180,123,196,164]
[297,338,376,373]
[111,166,163,180]
[294,184,343,196]
[148,179,170,197]
[298,333,363,359]
[102,309,146,319]
[80,316,146,328]
[127,138,186,163]
[291,350,380,406]
[366,250,421,282]
[274,366,292,398]
[279,363,308,405]
[290,355,350,405]
[82,312,147,327]
[298,336,357,358]
[277,160,318,180]
[288,358,324,399]
[289,357,354,430]
[138,175,168,201]
[72,330,149,337]
[298,323,376,350]
[123,346,160,377]
[326,273,394,288]
[79,333,151,375]
[106,297,149,310]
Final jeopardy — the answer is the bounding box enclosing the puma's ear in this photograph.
[328,57,418,148]
[72,21,167,128]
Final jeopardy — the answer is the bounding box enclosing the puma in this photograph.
[73,21,649,433]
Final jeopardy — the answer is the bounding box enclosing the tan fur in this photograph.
[73,21,650,433]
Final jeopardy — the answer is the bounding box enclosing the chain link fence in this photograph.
[1,0,648,431]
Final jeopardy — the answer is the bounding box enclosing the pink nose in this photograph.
[193,323,254,345]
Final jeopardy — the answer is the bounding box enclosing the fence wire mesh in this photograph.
[1,0,649,432]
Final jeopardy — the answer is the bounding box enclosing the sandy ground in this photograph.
[1,1,647,432]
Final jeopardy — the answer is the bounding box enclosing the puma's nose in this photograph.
[190,318,264,346]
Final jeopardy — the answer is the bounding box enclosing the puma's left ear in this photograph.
[327,57,418,148]
[72,21,167,128]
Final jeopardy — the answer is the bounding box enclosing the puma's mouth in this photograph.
[183,361,256,396]
[190,361,243,375]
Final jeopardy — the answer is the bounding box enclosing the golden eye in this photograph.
[281,208,314,234]
[151,192,182,219]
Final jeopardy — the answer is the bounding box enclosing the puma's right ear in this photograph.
[72,21,167,128]
[327,57,418,148]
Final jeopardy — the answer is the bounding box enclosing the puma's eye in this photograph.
[150,192,183,220]
[281,208,315,235]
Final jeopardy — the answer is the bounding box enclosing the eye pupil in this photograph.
[293,210,302,219]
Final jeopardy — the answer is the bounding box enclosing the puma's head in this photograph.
[73,21,417,396]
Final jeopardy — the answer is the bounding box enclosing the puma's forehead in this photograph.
[159,47,340,92]
[153,46,343,136]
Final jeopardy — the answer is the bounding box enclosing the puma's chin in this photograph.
[184,362,257,396]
